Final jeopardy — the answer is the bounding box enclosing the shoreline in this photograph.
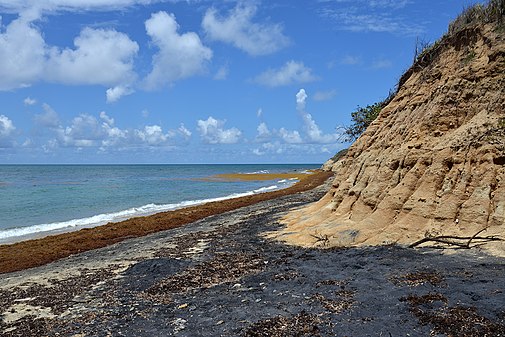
[0,170,333,274]
[0,172,304,246]
[1,172,504,336]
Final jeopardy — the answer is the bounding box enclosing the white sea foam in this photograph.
[0,182,291,242]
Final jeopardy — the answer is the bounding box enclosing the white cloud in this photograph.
[106,85,134,103]
[313,89,337,101]
[58,114,106,147]
[256,108,263,118]
[252,89,339,146]
[202,3,289,56]
[0,15,46,90]
[252,148,264,156]
[47,27,138,86]
[99,111,114,125]
[278,128,302,144]
[0,14,138,100]
[296,88,307,111]
[253,61,317,87]
[253,141,343,157]
[197,116,241,144]
[0,115,16,140]
[0,1,166,13]
[301,112,339,143]
[255,122,271,142]
[177,123,192,140]
[34,103,60,128]
[213,65,228,80]
[23,97,37,105]
[296,89,340,144]
[319,6,423,35]
[134,125,170,146]
[144,11,213,89]
[32,108,187,150]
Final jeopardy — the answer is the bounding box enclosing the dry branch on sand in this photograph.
[409,228,504,249]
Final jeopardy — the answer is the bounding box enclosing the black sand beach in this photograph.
[1,178,505,336]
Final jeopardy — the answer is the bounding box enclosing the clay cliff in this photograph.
[269,4,505,255]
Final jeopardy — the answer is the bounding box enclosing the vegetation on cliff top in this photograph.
[341,0,504,144]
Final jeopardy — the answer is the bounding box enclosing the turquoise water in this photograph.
[0,164,318,242]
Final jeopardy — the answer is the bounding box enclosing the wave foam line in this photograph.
[0,183,287,241]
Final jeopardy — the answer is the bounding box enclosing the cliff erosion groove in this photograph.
[269,22,505,255]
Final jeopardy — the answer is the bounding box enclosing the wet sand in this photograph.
[0,174,504,336]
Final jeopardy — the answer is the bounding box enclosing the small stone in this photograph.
[177,303,189,309]
[216,320,224,325]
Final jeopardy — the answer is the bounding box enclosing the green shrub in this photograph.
[343,102,384,142]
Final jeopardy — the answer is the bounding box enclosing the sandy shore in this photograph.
[1,174,505,336]
[0,171,332,274]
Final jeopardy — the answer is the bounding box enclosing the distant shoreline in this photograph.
[0,170,333,274]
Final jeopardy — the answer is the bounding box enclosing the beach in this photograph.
[1,173,505,336]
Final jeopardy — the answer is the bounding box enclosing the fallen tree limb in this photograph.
[409,228,503,249]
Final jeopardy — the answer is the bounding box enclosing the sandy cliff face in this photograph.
[269,23,505,254]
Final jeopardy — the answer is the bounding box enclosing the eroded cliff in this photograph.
[269,18,505,254]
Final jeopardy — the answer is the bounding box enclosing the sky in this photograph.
[0,0,482,164]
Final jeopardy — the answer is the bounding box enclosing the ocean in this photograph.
[0,164,319,243]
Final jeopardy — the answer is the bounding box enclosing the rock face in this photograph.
[270,23,505,254]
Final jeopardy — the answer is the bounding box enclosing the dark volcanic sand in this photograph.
[1,180,504,336]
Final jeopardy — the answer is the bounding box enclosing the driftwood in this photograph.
[311,232,330,246]
[409,228,503,249]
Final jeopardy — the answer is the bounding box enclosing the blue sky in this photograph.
[0,0,481,164]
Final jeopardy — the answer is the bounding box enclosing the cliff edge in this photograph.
[268,4,505,255]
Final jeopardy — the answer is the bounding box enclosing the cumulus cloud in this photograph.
[34,103,60,128]
[177,124,192,140]
[255,122,271,142]
[134,125,170,146]
[23,97,37,105]
[202,3,289,56]
[57,114,106,147]
[47,27,138,85]
[253,61,317,87]
[0,15,46,90]
[106,85,134,103]
[0,14,138,99]
[197,116,241,144]
[300,112,340,143]
[278,127,303,144]
[253,141,342,157]
[296,89,340,144]
[99,111,114,125]
[0,115,16,144]
[252,89,341,146]
[31,106,190,151]
[144,11,212,89]
[296,88,308,111]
